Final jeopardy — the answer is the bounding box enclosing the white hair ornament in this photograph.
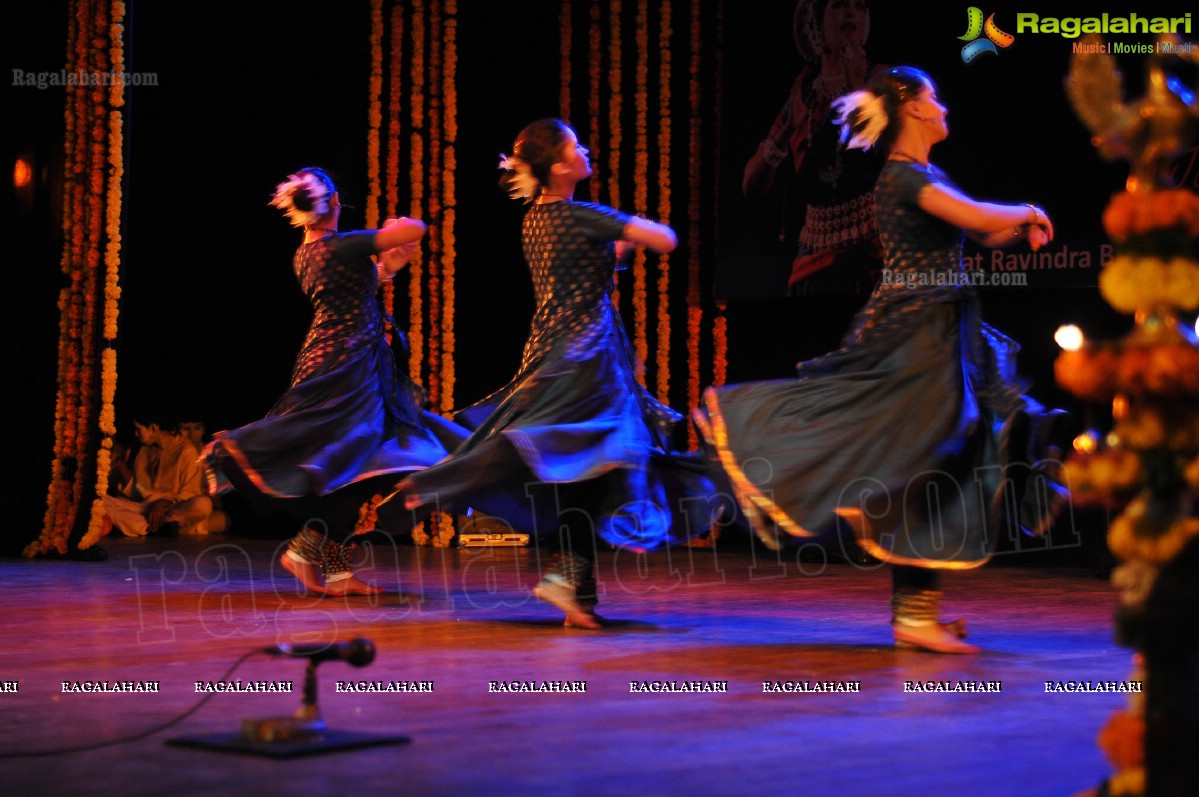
[831,90,888,151]
[269,171,331,228]
[498,153,539,203]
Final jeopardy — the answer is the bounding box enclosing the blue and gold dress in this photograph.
[204,232,464,524]
[699,161,1066,568]
[402,200,712,549]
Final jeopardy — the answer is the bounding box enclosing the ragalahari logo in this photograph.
[959,7,1016,62]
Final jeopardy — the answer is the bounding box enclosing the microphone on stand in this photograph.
[263,637,376,667]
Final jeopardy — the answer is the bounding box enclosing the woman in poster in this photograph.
[742,0,884,297]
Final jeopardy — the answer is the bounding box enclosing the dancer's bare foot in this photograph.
[534,579,603,630]
[893,623,980,654]
[280,551,327,595]
[564,611,604,629]
[323,576,384,597]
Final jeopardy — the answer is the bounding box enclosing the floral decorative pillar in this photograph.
[1061,35,1199,797]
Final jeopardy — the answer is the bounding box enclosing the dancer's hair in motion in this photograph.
[831,66,931,153]
[497,118,572,202]
[270,166,338,227]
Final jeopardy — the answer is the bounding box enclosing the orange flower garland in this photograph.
[1099,188,1199,314]
[655,0,673,404]
[713,303,728,388]
[407,0,426,390]
[382,2,405,331]
[440,0,457,415]
[587,2,602,203]
[632,0,650,382]
[81,0,127,550]
[367,0,383,231]
[559,0,572,120]
[30,0,121,557]
[1065,176,1199,794]
[685,0,703,449]
[426,0,444,412]
[1056,342,1199,402]
[1103,189,1199,242]
[607,0,623,211]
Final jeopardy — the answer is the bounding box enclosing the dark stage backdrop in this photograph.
[6,0,1198,552]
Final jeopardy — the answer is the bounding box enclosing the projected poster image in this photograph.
[716,0,884,300]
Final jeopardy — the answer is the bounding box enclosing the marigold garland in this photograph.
[713,302,728,387]
[373,0,459,545]
[685,0,703,448]
[407,0,426,389]
[425,0,444,412]
[587,1,602,203]
[383,2,405,331]
[655,0,672,404]
[1061,447,1142,506]
[367,0,384,231]
[559,0,572,120]
[440,0,458,415]
[1103,188,1199,243]
[1069,180,1199,794]
[1108,498,1199,565]
[713,0,726,393]
[30,0,123,557]
[399,0,428,545]
[607,0,623,210]
[1098,255,1199,314]
[81,0,127,550]
[632,0,650,381]
[386,3,403,222]
[1056,342,1199,402]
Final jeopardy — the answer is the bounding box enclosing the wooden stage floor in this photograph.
[3,534,1125,796]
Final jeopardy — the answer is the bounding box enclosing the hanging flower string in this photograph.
[559,0,572,120]
[632,0,650,383]
[426,0,444,413]
[80,0,127,550]
[713,1,727,390]
[607,0,623,212]
[588,1,602,203]
[407,0,426,394]
[440,0,458,416]
[367,0,384,231]
[38,0,84,553]
[30,0,120,557]
[686,0,703,449]
[655,0,673,405]
[606,0,624,309]
[714,302,728,388]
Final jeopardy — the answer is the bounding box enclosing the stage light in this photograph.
[13,158,32,189]
[1072,430,1100,455]
[1054,324,1084,351]
[1112,394,1129,420]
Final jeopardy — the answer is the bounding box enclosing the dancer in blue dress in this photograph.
[204,167,466,596]
[394,119,714,628]
[696,68,1067,653]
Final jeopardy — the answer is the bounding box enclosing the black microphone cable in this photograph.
[0,648,264,758]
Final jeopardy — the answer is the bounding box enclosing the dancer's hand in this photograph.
[379,241,420,281]
[1027,225,1051,251]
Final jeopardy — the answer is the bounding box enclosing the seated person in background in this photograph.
[178,417,207,453]
[102,409,213,537]
[177,414,230,534]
